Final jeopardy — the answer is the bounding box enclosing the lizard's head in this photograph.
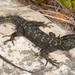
[60,34,75,50]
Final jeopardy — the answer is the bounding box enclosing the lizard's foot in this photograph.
[3,32,17,45]
[3,27,24,45]
[46,56,63,68]
[3,38,15,45]
[48,58,59,67]
[40,50,63,68]
[40,49,60,67]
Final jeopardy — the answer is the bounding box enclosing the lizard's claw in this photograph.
[3,38,15,45]
[3,35,15,45]
[45,58,60,68]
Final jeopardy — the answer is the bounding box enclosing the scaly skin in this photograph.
[0,15,75,71]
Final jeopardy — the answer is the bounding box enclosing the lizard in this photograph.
[0,15,75,72]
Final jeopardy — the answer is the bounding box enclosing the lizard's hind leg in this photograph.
[3,26,24,45]
[3,32,18,45]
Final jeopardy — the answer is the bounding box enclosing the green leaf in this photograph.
[36,0,43,4]
[46,0,49,3]
[59,0,75,13]
[72,0,75,12]
[67,0,72,9]
[26,0,29,1]
[59,0,68,6]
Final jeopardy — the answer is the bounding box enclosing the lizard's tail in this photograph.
[0,55,34,73]
[0,16,12,24]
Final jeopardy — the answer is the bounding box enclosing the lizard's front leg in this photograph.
[40,49,59,67]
